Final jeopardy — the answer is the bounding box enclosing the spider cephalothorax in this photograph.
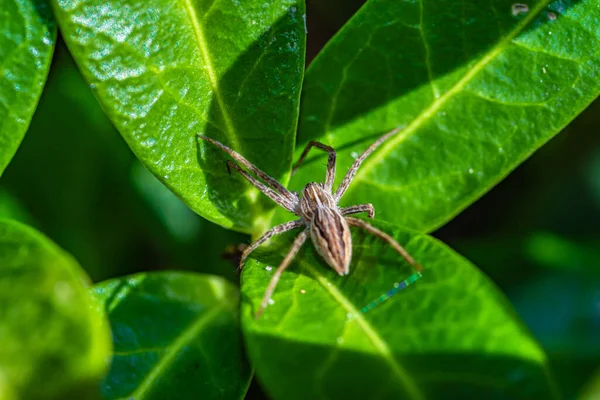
[199,128,423,318]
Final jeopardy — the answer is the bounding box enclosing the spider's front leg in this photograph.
[340,204,375,219]
[292,141,336,191]
[256,230,309,319]
[335,127,402,201]
[226,160,296,212]
[199,135,294,200]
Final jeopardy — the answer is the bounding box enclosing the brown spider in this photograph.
[199,128,423,318]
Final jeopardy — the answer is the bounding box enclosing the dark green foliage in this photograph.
[0,0,55,176]
[0,0,599,399]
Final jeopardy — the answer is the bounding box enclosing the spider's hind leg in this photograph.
[239,219,304,271]
[345,217,423,273]
[256,230,309,319]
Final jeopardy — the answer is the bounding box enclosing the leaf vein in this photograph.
[511,40,580,63]
[299,262,425,400]
[418,0,440,98]
[180,0,241,151]
[350,0,554,189]
[121,305,224,400]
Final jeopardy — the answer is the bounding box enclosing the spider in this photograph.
[199,127,423,318]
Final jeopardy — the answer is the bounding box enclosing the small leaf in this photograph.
[293,0,600,232]
[52,0,306,233]
[242,220,559,399]
[0,219,111,400]
[91,271,251,400]
[0,0,55,176]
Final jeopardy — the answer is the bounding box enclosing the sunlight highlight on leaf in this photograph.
[52,0,306,233]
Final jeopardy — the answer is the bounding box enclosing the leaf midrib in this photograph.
[349,0,552,189]
[180,0,272,226]
[299,260,425,400]
[180,0,241,152]
[120,304,225,400]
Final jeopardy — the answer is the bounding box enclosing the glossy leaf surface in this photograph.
[242,220,559,399]
[91,272,251,400]
[0,219,111,400]
[0,0,55,175]
[292,0,600,232]
[52,0,306,233]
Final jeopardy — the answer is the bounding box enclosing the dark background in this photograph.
[1,1,598,398]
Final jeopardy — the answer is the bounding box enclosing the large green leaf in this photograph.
[52,0,306,233]
[0,219,111,400]
[242,220,559,399]
[0,0,55,176]
[91,271,251,400]
[291,0,600,232]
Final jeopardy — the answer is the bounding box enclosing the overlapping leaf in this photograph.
[0,0,55,176]
[0,219,111,400]
[91,272,251,400]
[291,0,600,232]
[242,221,559,399]
[52,0,306,233]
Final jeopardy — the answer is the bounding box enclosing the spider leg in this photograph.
[334,127,402,201]
[292,141,336,191]
[199,135,297,203]
[340,204,375,219]
[239,219,304,271]
[256,230,309,319]
[226,161,296,212]
[346,217,423,273]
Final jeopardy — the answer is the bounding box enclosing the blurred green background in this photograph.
[0,1,598,398]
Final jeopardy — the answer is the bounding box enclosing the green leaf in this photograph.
[0,219,111,400]
[52,0,306,234]
[0,188,34,226]
[0,0,55,176]
[580,367,600,400]
[241,220,559,399]
[292,0,600,232]
[91,271,251,400]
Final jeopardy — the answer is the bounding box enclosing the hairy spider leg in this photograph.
[256,230,309,319]
[334,127,402,201]
[292,141,337,191]
[341,204,375,219]
[346,217,423,273]
[226,161,295,212]
[239,219,304,271]
[198,135,297,204]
